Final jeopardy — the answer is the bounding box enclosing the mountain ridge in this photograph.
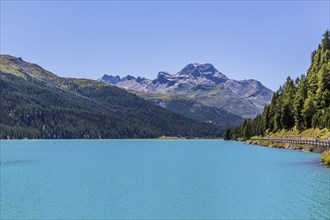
[0,55,224,139]
[101,63,273,118]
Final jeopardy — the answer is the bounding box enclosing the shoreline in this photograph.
[0,138,224,141]
[245,138,330,166]
[245,138,329,153]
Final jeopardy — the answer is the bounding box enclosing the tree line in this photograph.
[0,66,223,139]
[225,31,330,140]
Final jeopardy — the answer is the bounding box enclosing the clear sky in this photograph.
[1,1,329,90]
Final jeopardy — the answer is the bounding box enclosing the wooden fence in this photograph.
[251,138,330,148]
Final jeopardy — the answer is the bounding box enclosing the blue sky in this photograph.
[1,1,329,90]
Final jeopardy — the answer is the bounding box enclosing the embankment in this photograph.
[247,138,330,153]
[246,138,330,165]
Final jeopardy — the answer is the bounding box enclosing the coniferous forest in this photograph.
[227,31,330,140]
[0,55,224,139]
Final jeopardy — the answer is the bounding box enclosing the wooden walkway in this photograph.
[251,138,330,148]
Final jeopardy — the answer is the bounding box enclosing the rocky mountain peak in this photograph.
[99,63,273,118]
[157,71,172,78]
[122,75,136,81]
[101,74,121,84]
[196,63,218,74]
[136,76,147,83]
[153,71,176,85]
[179,63,219,78]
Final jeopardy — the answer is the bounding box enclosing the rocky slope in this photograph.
[133,93,244,127]
[101,63,273,118]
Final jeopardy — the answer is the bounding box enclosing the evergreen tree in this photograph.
[321,31,330,52]
[281,103,294,129]
[316,66,330,109]
[302,96,316,128]
[223,128,231,140]
[261,105,270,131]
[294,76,308,131]
[243,120,253,140]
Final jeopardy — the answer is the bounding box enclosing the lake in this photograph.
[1,140,329,219]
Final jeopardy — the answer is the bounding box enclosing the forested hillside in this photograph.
[228,31,330,140]
[0,55,224,139]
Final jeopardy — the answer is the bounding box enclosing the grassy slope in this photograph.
[257,128,330,140]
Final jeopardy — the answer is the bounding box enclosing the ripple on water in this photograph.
[0,160,39,167]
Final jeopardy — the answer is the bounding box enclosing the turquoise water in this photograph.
[1,140,329,219]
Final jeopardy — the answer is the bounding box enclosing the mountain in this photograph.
[101,63,273,118]
[230,31,330,140]
[159,98,244,127]
[0,55,224,139]
[133,93,244,127]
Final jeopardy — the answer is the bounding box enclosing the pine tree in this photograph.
[261,105,270,131]
[223,128,231,140]
[294,75,308,131]
[321,30,330,52]
[302,96,316,128]
[316,66,330,109]
[281,103,294,129]
[243,120,253,140]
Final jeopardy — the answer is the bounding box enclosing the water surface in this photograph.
[1,140,329,219]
